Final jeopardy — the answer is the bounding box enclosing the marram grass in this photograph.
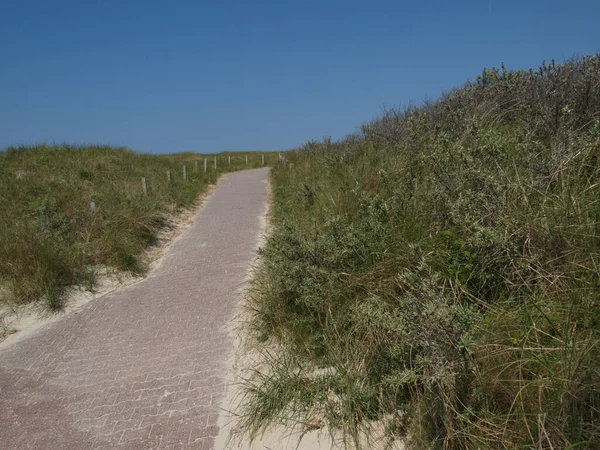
[242,55,600,449]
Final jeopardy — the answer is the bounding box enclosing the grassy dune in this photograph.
[0,145,274,309]
[243,56,600,448]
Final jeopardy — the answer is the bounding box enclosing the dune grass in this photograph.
[242,55,600,448]
[0,145,276,310]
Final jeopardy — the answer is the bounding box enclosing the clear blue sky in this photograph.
[1,1,598,154]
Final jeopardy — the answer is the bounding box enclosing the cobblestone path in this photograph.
[0,168,270,449]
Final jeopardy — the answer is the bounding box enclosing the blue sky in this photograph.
[1,1,598,154]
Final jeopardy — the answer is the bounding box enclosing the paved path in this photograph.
[0,168,270,450]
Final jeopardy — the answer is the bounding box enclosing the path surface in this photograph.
[0,168,270,450]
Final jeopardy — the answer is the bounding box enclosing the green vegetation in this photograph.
[0,145,274,309]
[242,55,600,448]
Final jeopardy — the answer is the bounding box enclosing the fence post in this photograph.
[195,160,198,171]
[214,156,217,170]
[167,170,171,183]
[142,177,148,196]
[183,165,187,180]
[246,155,248,165]
[204,158,207,173]
[228,155,231,167]
[262,154,265,165]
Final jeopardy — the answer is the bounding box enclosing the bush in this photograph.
[242,55,600,448]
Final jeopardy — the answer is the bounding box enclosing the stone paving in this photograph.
[0,168,270,450]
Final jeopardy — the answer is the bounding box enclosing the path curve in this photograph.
[0,168,270,450]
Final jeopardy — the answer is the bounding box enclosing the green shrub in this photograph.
[243,55,600,448]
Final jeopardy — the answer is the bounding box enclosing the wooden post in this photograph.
[245,155,248,165]
[195,160,198,171]
[204,158,207,172]
[183,165,187,180]
[214,156,217,170]
[262,154,265,165]
[142,177,148,196]
[167,170,171,183]
[228,155,231,166]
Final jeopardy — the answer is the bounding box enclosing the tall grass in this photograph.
[242,55,600,448]
[0,145,275,310]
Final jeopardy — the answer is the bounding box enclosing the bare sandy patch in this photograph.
[214,302,336,450]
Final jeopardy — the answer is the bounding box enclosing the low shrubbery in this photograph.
[242,55,600,448]
[0,145,272,309]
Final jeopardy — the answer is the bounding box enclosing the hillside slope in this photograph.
[242,55,600,448]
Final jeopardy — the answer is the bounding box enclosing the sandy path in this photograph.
[0,168,270,450]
